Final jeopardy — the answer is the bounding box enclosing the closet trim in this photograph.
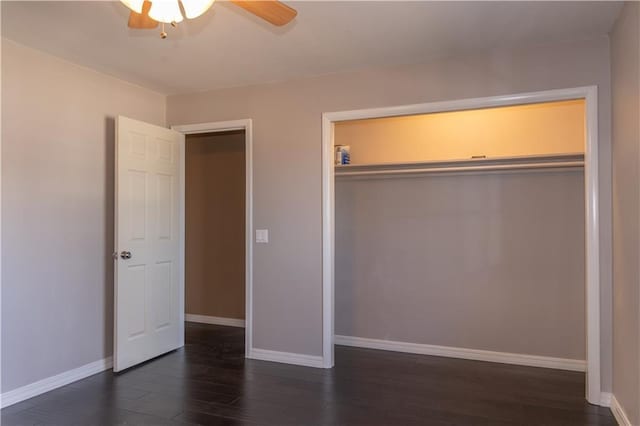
[321,86,601,405]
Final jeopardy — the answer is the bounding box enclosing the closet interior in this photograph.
[333,99,587,363]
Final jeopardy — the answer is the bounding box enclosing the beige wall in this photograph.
[0,32,615,396]
[167,36,613,390]
[611,2,640,424]
[336,170,585,359]
[335,100,585,165]
[1,39,166,393]
[185,131,245,320]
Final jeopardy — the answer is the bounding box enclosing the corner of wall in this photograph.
[163,94,170,128]
[610,1,640,424]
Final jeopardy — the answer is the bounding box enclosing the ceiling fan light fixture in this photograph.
[181,0,216,19]
[148,0,184,24]
[120,0,145,14]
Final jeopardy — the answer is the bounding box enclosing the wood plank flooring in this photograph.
[2,323,616,425]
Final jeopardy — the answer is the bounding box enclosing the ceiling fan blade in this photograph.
[128,0,159,29]
[230,0,297,26]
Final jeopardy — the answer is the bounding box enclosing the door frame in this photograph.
[171,119,254,356]
[321,86,602,404]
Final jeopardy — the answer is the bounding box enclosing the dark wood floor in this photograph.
[2,323,615,426]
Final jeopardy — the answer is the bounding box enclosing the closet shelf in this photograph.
[335,153,585,177]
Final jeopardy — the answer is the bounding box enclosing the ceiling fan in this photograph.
[121,0,297,38]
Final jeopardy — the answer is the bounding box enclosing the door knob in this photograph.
[120,251,132,260]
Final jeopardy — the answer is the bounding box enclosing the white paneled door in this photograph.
[114,116,184,372]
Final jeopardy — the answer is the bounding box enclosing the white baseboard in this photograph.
[599,392,612,407]
[334,335,586,372]
[610,395,632,426]
[0,357,113,409]
[248,348,324,368]
[185,314,245,328]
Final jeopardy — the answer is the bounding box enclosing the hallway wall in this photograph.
[185,131,246,320]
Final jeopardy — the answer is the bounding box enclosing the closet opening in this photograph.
[322,87,601,404]
[184,129,247,347]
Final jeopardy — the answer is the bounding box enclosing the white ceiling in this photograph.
[2,1,622,95]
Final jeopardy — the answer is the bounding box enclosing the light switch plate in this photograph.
[256,229,269,243]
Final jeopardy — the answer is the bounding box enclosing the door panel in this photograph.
[115,116,183,372]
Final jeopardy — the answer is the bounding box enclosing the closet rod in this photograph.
[335,161,584,177]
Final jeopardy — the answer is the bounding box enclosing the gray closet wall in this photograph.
[335,169,586,359]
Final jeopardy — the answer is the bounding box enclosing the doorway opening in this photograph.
[173,120,254,356]
[185,130,246,328]
[322,87,602,405]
